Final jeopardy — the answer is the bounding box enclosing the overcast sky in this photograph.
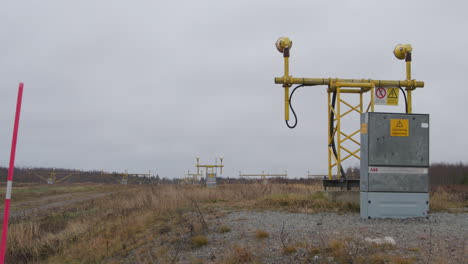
[1,0,467,179]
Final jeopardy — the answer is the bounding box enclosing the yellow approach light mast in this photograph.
[187,170,203,184]
[239,171,287,184]
[307,172,327,179]
[101,170,129,184]
[274,37,424,190]
[28,168,80,184]
[195,157,224,187]
[128,171,152,184]
[195,157,224,175]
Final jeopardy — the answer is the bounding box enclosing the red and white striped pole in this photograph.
[0,83,24,264]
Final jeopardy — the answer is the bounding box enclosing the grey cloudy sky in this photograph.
[1,0,467,178]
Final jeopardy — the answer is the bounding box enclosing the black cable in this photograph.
[284,85,346,179]
[399,87,408,113]
[285,85,304,129]
[329,92,346,180]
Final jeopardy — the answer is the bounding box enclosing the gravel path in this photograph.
[176,211,467,264]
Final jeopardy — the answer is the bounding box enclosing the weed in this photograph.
[308,246,321,255]
[282,245,297,255]
[219,225,231,233]
[255,229,269,239]
[3,183,462,263]
[222,244,253,264]
[407,247,419,253]
[257,192,358,213]
[158,224,171,235]
[191,235,208,247]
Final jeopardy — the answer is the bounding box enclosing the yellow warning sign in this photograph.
[390,119,409,137]
[386,88,399,105]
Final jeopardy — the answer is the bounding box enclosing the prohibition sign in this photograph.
[376,87,386,99]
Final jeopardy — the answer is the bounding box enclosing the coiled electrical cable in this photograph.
[285,85,304,129]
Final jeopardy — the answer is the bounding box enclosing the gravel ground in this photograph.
[172,211,467,264]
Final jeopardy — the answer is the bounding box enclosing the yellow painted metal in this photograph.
[336,86,342,178]
[239,171,287,179]
[29,168,80,184]
[275,37,292,53]
[284,86,290,121]
[195,157,224,175]
[275,77,424,88]
[240,170,287,184]
[186,170,203,184]
[327,92,332,178]
[406,60,413,113]
[307,172,327,179]
[101,170,129,184]
[276,37,293,121]
[327,83,373,179]
[284,57,291,121]
[393,44,412,60]
[274,38,424,181]
[394,43,414,113]
[127,170,152,184]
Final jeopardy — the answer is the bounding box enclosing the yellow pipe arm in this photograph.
[275,77,424,88]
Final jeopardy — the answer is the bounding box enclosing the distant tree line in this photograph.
[429,162,468,185]
[0,163,466,186]
[0,167,167,185]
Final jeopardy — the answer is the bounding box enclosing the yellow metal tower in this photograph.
[274,37,424,189]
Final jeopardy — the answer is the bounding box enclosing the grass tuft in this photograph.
[255,229,269,239]
[219,225,231,233]
[222,245,253,264]
[282,245,297,255]
[191,235,208,247]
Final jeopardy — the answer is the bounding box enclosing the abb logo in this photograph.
[370,167,379,172]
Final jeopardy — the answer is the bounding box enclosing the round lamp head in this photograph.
[276,37,292,53]
[393,44,412,60]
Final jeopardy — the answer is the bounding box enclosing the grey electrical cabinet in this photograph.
[360,112,429,219]
[206,173,217,188]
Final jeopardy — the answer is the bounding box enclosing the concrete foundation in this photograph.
[321,190,360,206]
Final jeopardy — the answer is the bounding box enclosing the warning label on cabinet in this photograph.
[390,119,409,137]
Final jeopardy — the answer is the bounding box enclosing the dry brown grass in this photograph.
[221,244,254,264]
[4,183,322,263]
[430,185,468,212]
[281,245,297,255]
[191,235,208,247]
[303,237,415,264]
[219,225,231,233]
[3,183,464,263]
[257,192,359,213]
[255,229,269,239]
